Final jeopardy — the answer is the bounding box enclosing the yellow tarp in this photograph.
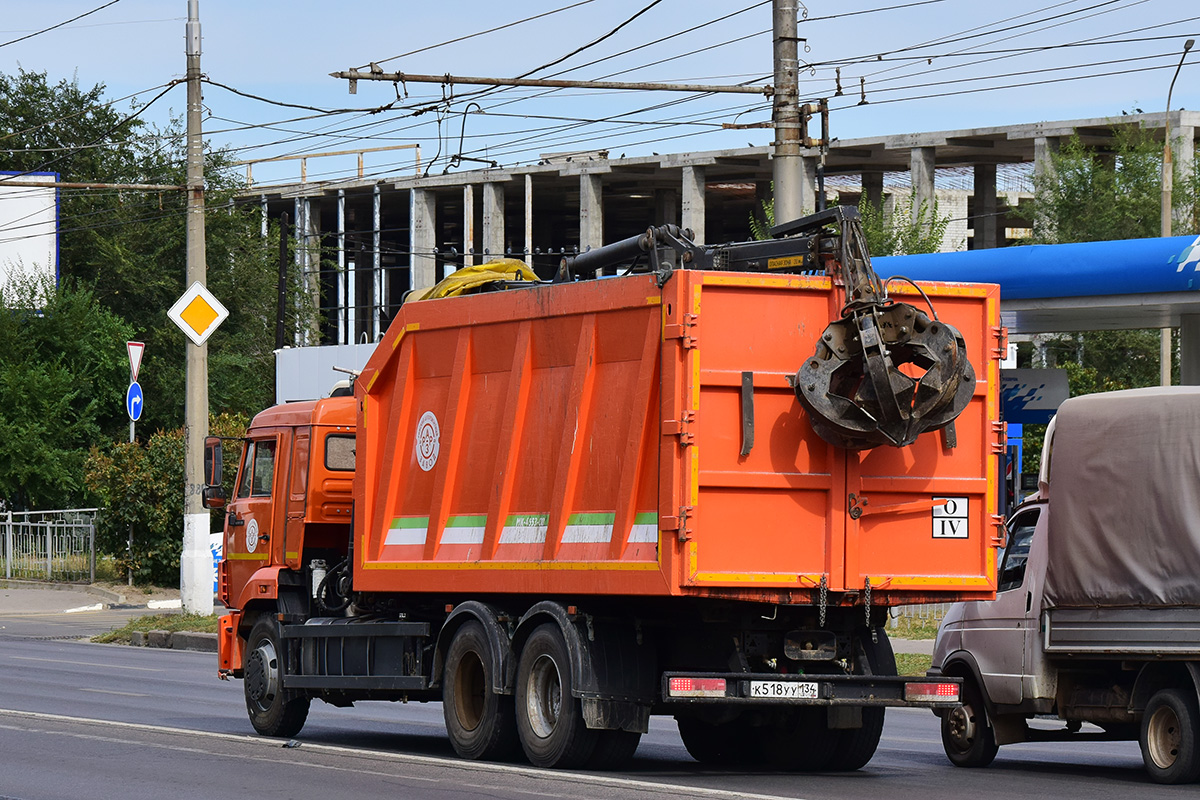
[406,259,541,303]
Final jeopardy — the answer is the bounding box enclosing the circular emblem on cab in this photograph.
[415,411,440,472]
[246,518,260,553]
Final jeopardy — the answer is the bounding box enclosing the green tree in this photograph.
[0,277,133,509]
[85,413,247,586]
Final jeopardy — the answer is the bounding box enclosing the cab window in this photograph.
[998,509,1039,592]
[251,440,277,497]
[236,442,254,499]
[325,434,355,471]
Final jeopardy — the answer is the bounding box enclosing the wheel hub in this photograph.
[1146,704,1182,769]
[946,703,977,749]
[525,654,562,739]
[245,641,280,708]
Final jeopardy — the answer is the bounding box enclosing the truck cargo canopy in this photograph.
[1044,386,1200,609]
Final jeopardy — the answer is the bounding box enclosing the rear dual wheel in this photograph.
[443,621,520,762]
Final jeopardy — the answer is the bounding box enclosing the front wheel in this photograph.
[1140,688,1200,784]
[244,617,309,738]
[941,674,998,768]
[515,623,597,768]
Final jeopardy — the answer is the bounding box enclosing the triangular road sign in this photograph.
[127,341,145,382]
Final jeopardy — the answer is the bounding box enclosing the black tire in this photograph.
[442,621,520,762]
[587,729,642,769]
[244,617,309,738]
[515,623,598,768]
[941,674,998,768]
[828,629,895,771]
[676,716,760,766]
[1140,688,1200,784]
[762,707,839,771]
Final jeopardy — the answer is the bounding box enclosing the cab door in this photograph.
[225,434,281,604]
[959,507,1040,707]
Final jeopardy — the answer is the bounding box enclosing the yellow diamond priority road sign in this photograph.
[168,282,229,346]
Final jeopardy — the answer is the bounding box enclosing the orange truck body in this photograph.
[352,269,1002,606]
[215,252,1002,770]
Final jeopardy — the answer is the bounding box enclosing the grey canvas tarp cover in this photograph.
[1043,386,1200,609]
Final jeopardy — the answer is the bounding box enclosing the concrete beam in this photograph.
[681,165,705,244]
[580,173,603,252]
[410,188,437,291]
[482,182,504,261]
[910,147,936,227]
[974,163,999,250]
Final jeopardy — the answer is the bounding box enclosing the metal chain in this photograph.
[819,575,828,628]
[864,577,878,643]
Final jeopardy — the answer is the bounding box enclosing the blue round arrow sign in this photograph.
[126,381,144,422]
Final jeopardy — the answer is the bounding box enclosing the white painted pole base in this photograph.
[181,512,214,615]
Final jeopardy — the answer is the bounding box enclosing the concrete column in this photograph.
[861,171,884,213]
[411,188,437,291]
[910,147,936,228]
[974,163,999,249]
[525,174,534,268]
[1173,122,1195,230]
[373,185,382,340]
[260,195,268,237]
[463,184,475,268]
[482,182,504,261]
[1182,315,1200,386]
[655,188,678,227]
[337,189,346,345]
[681,166,705,244]
[800,156,818,217]
[579,173,603,252]
[1033,136,1061,240]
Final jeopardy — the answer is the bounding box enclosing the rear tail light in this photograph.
[668,677,728,698]
[904,682,959,703]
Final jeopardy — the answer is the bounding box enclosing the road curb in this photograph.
[130,630,218,652]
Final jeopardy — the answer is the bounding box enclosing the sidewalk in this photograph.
[0,580,185,641]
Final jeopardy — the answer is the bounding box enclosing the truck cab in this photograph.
[214,396,355,668]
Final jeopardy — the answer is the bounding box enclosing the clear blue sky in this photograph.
[2,1,1197,184]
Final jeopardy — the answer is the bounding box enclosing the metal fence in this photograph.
[889,602,951,628]
[1,508,98,583]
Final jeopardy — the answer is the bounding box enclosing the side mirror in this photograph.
[204,436,223,485]
[202,485,227,510]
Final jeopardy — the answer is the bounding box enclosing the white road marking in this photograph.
[147,599,182,609]
[79,688,150,698]
[0,708,809,800]
[63,604,104,613]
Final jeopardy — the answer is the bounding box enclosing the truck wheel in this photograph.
[1140,688,1200,784]
[515,623,598,768]
[762,707,838,771]
[941,675,998,768]
[827,629,894,771]
[676,717,758,766]
[442,621,519,762]
[244,617,309,738]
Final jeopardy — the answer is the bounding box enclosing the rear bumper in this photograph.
[662,671,961,708]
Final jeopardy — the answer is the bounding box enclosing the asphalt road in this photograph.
[0,593,1168,800]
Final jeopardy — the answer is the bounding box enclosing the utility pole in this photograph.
[772,0,803,227]
[181,0,212,615]
[1160,38,1194,386]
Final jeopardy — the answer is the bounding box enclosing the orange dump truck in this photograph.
[206,207,1003,770]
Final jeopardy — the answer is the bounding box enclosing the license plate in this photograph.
[750,680,819,699]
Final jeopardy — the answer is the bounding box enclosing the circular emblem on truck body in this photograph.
[246,518,260,553]
[415,411,441,472]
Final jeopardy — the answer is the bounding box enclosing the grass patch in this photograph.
[92,613,220,644]
[896,652,933,676]
[887,615,942,641]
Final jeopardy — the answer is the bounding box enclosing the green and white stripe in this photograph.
[499,513,549,545]
[562,512,615,544]
[441,515,487,545]
[628,512,658,543]
[385,517,429,546]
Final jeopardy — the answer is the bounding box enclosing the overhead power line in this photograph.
[0,0,123,49]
